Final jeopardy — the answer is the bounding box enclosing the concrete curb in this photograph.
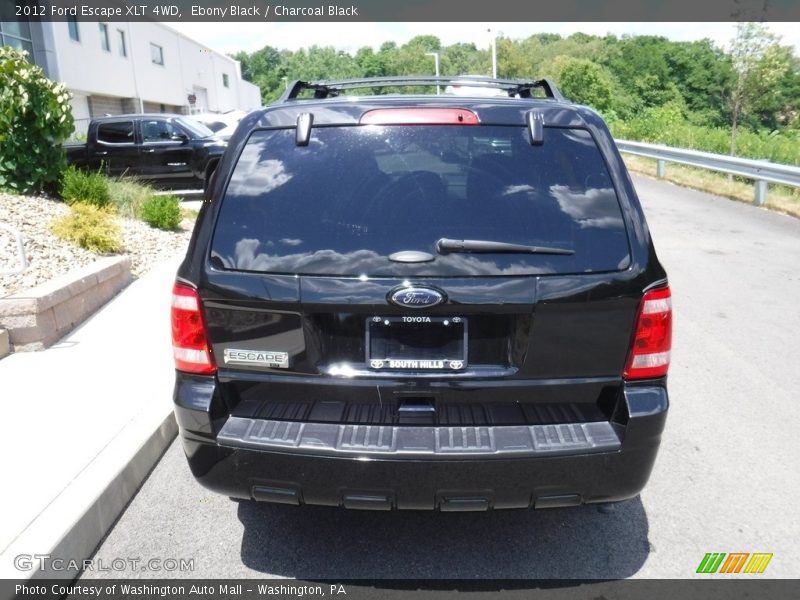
[0,328,8,360]
[0,408,177,581]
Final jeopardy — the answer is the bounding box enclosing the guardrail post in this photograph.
[754,180,768,206]
[615,140,800,205]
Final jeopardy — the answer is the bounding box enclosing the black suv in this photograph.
[172,77,671,511]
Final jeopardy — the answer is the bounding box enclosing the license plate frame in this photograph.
[366,315,468,371]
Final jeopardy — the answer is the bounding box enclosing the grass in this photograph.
[622,154,800,219]
[107,177,155,219]
[107,177,199,225]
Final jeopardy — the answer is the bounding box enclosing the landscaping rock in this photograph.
[0,192,193,298]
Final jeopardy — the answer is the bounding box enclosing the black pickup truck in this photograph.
[66,114,228,190]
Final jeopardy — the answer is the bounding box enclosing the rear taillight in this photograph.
[171,283,216,375]
[624,286,672,380]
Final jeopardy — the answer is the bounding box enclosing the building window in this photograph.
[150,43,164,65]
[0,20,34,57]
[99,23,110,52]
[68,17,80,42]
[1,20,31,41]
[222,73,230,88]
[117,29,126,57]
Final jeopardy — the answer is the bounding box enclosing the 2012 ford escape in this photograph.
[172,76,671,511]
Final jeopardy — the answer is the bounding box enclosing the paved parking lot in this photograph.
[83,175,800,579]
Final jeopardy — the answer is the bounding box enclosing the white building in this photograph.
[0,16,262,136]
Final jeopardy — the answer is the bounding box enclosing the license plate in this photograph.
[366,316,467,370]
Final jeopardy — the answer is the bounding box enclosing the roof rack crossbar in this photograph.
[277,76,566,103]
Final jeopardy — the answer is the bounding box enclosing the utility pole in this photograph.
[488,28,497,78]
[425,52,440,94]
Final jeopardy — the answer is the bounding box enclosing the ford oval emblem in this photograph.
[388,286,446,309]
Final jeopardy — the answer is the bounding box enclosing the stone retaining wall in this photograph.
[0,256,131,352]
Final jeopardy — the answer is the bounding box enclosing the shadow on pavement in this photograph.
[237,497,650,579]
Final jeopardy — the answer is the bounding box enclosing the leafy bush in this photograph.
[140,194,181,230]
[60,166,111,207]
[107,177,154,219]
[554,57,615,114]
[51,203,122,253]
[611,116,800,166]
[0,46,74,193]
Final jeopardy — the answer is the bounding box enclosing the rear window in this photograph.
[211,125,630,277]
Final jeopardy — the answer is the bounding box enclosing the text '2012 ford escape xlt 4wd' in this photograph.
[172,76,671,511]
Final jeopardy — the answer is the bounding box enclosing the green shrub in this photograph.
[0,46,74,193]
[140,194,181,230]
[60,166,111,207]
[107,177,154,219]
[611,114,800,166]
[51,203,122,254]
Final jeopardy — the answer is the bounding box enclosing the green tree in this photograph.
[233,46,282,82]
[228,27,799,150]
[663,40,734,126]
[524,33,604,77]
[390,36,443,77]
[287,46,359,80]
[728,22,790,153]
[0,46,74,193]
[403,35,441,53]
[630,73,683,109]
[234,45,289,103]
[779,54,800,129]
[603,35,682,110]
[529,33,561,45]
[552,57,615,114]
[355,47,386,77]
[496,36,530,78]
[747,44,798,129]
[441,43,482,76]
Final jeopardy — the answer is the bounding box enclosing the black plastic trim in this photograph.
[216,417,621,459]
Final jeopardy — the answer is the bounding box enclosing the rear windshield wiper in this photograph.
[436,238,574,256]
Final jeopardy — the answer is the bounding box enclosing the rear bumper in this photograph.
[174,374,668,510]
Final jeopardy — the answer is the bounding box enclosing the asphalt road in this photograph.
[82,175,800,579]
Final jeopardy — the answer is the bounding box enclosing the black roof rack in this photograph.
[277,76,567,103]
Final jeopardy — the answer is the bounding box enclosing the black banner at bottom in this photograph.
[3,579,800,600]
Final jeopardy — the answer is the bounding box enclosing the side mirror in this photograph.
[172,133,189,142]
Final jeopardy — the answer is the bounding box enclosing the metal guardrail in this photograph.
[0,224,28,276]
[615,140,800,206]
